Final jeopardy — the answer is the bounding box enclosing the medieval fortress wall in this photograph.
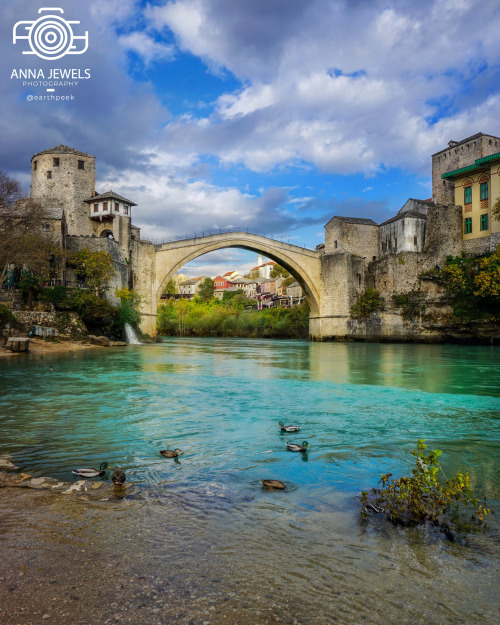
[26,133,500,340]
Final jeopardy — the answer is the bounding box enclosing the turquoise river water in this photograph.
[0,338,499,625]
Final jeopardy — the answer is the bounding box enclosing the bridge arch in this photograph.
[154,232,322,317]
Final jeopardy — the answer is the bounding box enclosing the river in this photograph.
[0,339,499,624]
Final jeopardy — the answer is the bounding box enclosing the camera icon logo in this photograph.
[13,7,88,61]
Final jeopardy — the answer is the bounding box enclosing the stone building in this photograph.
[439,147,500,253]
[178,276,209,298]
[26,144,154,310]
[431,132,500,205]
[324,216,379,259]
[379,199,430,255]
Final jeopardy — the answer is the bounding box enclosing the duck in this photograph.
[278,420,301,433]
[260,479,287,491]
[160,448,181,458]
[72,462,110,478]
[286,441,310,452]
[111,467,126,486]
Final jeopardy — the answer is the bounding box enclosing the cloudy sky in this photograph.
[2,0,500,277]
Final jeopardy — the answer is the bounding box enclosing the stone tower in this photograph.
[431,133,500,205]
[30,145,96,236]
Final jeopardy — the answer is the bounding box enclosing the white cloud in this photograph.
[118,32,175,64]
[146,0,500,175]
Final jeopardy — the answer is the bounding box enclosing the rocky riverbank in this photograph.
[0,335,130,358]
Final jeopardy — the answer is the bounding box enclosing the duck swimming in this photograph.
[112,467,126,486]
[160,448,181,458]
[278,421,301,433]
[72,462,110,478]
[286,441,310,452]
[260,479,287,491]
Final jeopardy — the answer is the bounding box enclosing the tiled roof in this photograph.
[84,190,137,206]
[380,210,428,226]
[333,216,378,225]
[432,133,500,157]
[32,145,94,160]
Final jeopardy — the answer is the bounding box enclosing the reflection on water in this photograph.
[0,339,499,624]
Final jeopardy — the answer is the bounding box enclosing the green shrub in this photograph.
[392,290,426,320]
[0,304,18,328]
[41,286,70,308]
[360,439,490,528]
[67,290,119,337]
[350,288,382,319]
[439,247,500,321]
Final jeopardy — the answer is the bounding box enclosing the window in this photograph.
[480,182,488,201]
[41,223,50,232]
[334,240,338,249]
[480,214,489,231]
[114,202,119,212]
[381,242,385,252]
[103,201,108,211]
[33,160,37,171]
[394,238,397,250]
[464,186,472,204]
[78,160,85,170]
[414,236,418,246]
[123,206,128,215]
[464,217,472,234]
[47,170,52,179]
[53,158,60,167]
[93,204,98,213]
[388,239,391,249]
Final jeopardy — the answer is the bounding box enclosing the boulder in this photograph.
[5,337,29,352]
[87,335,110,347]
[110,341,128,347]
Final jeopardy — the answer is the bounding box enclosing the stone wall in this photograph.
[463,232,500,255]
[130,239,157,335]
[65,236,129,304]
[424,203,463,261]
[14,310,87,338]
[324,219,379,259]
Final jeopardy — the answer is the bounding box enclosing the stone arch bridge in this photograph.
[138,231,356,340]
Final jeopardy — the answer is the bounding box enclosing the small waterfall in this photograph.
[124,323,141,344]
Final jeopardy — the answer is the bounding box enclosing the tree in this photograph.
[115,287,143,328]
[197,277,215,302]
[162,279,176,297]
[70,248,116,294]
[0,170,56,289]
[0,170,24,206]
[222,289,244,304]
[270,264,290,279]
[492,196,500,221]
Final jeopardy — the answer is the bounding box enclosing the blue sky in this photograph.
[1,0,500,277]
